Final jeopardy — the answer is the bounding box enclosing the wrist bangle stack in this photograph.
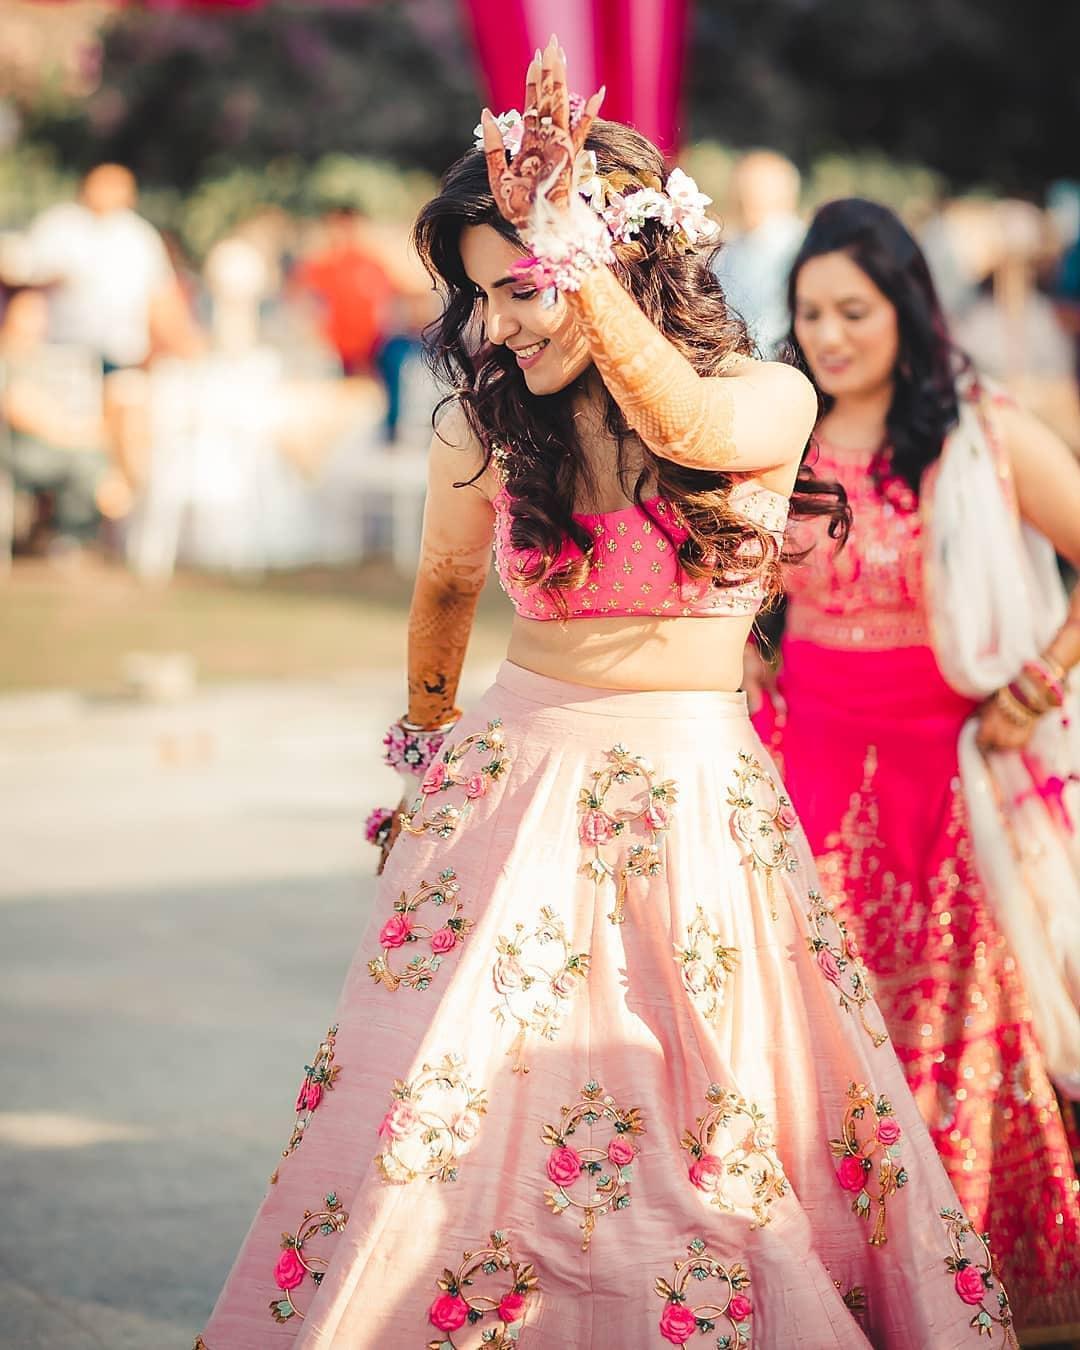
[383,711,462,778]
[995,685,1038,728]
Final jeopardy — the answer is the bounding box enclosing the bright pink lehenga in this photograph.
[198,662,1017,1348]
[754,438,1080,1332]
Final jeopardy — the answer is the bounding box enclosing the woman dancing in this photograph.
[750,196,1080,1333]
[198,50,1016,1348]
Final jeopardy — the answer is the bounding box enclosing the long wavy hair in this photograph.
[413,119,850,606]
[786,197,970,499]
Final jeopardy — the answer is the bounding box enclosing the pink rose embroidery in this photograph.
[645,801,669,831]
[546,1145,583,1187]
[954,1264,986,1306]
[659,1301,699,1344]
[464,773,488,800]
[607,1137,635,1167]
[274,1246,306,1291]
[777,801,799,831]
[836,1155,866,1192]
[378,1099,418,1139]
[379,912,412,949]
[295,1079,322,1114]
[579,808,616,845]
[816,947,843,989]
[728,1293,752,1321]
[550,968,577,998]
[430,927,457,954]
[493,955,524,993]
[420,761,448,795]
[688,1152,724,1192]
[875,1116,902,1146]
[681,959,708,994]
[498,1291,526,1323]
[451,1109,480,1142]
[428,1292,470,1331]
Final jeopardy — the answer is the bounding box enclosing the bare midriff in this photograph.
[506,611,754,692]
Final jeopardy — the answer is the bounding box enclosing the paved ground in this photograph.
[0,666,494,1349]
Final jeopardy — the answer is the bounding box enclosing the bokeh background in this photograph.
[0,2,1078,1346]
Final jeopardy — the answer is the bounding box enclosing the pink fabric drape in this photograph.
[460,0,689,155]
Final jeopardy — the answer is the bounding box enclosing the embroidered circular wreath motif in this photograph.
[727,750,799,920]
[402,720,510,840]
[674,907,740,1024]
[427,1230,538,1349]
[940,1207,1015,1336]
[541,1078,645,1251]
[268,1192,349,1325]
[829,1082,909,1246]
[804,889,887,1047]
[368,868,473,992]
[654,1238,753,1347]
[681,1083,788,1229]
[577,742,678,924]
[375,1053,487,1185]
[491,905,590,1074]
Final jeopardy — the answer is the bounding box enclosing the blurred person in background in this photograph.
[749,197,1080,1333]
[199,45,1014,1350]
[16,163,202,373]
[711,149,805,358]
[290,205,395,377]
[0,286,110,558]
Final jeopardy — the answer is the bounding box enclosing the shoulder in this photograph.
[722,356,818,436]
[430,402,495,497]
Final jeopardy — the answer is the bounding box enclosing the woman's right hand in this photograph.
[743,643,783,717]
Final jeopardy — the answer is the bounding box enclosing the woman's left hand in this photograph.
[974,693,1037,754]
[480,36,603,229]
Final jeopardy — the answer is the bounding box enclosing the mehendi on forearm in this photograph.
[406,547,490,727]
[565,265,736,469]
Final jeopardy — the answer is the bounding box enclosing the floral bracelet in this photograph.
[382,714,460,778]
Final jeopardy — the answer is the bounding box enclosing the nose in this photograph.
[485,301,520,347]
[814,312,847,350]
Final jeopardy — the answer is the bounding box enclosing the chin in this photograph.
[522,366,574,396]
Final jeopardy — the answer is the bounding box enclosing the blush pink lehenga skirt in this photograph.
[197,662,1017,1350]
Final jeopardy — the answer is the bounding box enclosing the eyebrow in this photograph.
[469,275,522,293]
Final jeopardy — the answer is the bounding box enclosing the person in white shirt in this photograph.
[21,164,177,371]
[712,150,805,358]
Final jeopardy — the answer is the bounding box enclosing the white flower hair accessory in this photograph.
[475,105,719,253]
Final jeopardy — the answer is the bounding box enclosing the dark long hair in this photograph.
[787,197,969,498]
[413,119,849,604]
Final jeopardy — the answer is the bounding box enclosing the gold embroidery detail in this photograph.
[654,1239,752,1347]
[368,868,472,992]
[541,1079,644,1250]
[268,1192,348,1325]
[681,1083,788,1228]
[491,906,590,1072]
[401,720,509,839]
[273,1023,341,1181]
[940,1208,1017,1341]
[829,1083,909,1246]
[375,1053,487,1184]
[805,889,888,1047]
[428,1231,538,1349]
[578,743,678,924]
[727,750,799,920]
[674,907,739,1023]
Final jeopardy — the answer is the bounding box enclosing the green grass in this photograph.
[0,559,511,693]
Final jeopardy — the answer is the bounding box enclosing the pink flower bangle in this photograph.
[383,713,461,778]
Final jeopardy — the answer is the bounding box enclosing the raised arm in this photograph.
[405,408,495,729]
[565,269,817,473]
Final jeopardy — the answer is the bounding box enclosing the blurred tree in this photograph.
[20,0,481,189]
[687,0,1079,195]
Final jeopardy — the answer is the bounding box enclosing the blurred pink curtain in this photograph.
[460,0,689,155]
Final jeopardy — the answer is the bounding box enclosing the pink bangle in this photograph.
[1022,660,1065,707]
[364,806,395,848]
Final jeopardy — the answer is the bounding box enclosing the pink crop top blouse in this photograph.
[492,480,789,621]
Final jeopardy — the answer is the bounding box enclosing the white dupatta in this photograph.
[924,387,1080,1097]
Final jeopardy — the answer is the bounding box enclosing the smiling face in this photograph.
[459,224,593,396]
[792,250,900,401]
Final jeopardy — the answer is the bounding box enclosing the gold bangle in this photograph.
[1039,652,1068,685]
[995,685,1038,727]
[1015,671,1055,714]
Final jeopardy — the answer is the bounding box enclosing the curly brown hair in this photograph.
[413,119,849,608]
